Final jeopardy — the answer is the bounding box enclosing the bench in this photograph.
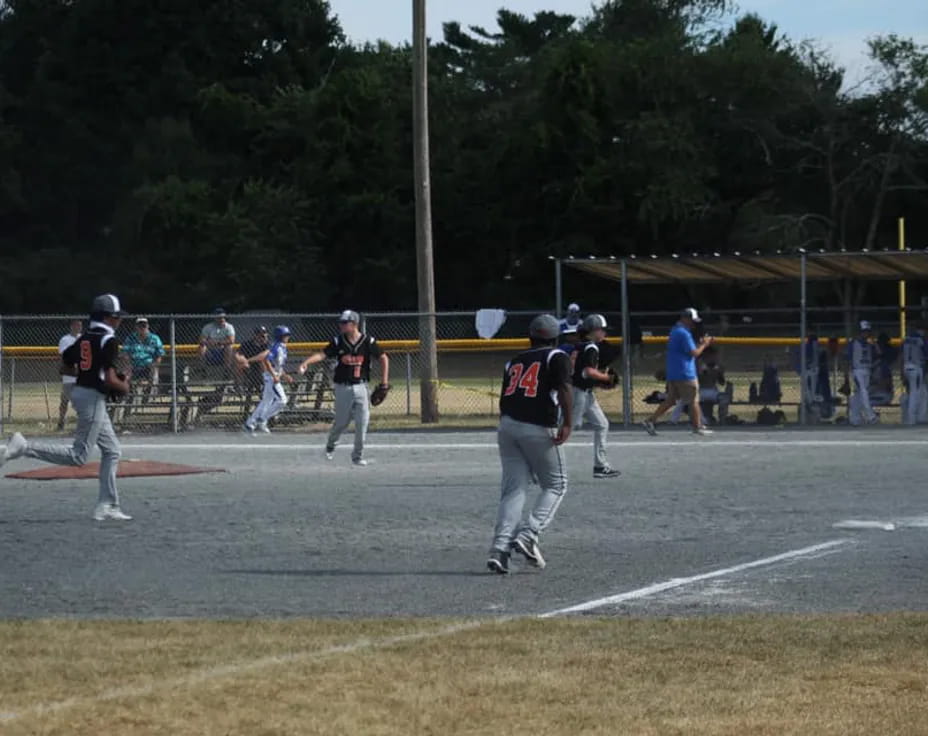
[108,362,335,431]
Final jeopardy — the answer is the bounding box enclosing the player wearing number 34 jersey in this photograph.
[488,314,573,574]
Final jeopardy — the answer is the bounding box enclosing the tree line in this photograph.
[0,0,925,314]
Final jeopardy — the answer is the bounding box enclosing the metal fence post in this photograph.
[405,353,412,416]
[170,316,179,434]
[0,315,4,435]
[799,253,808,426]
[620,260,632,428]
[7,356,14,421]
[554,258,563,318]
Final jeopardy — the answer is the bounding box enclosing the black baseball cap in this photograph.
[212,307,227,317]
[91,293,125,318]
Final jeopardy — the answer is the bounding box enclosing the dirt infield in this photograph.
[2,615,927,735]
[4,459,226,481]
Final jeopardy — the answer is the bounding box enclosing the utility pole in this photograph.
[413,0,439,422]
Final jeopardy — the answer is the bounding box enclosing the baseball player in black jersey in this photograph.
[1,294,132,520]
[572,314,620,479]
[299,310,390,465]
[488,314,573,574]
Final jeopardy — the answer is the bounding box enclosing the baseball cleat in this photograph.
[93,503,133,521]
[352,458,368,467]
[486,550,510,574]
[512,536,546,569]
[692,427,714,436]
[242,424,256,437]
[257,422,271,434]
[642,420,658,436]
[0,432,28,467]
[593,466,621,479]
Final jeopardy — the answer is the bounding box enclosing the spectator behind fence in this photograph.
[199,308,236,370]
[671,347,729,425]
[122,318,164,402]
[236,325,270,404]
[57,319,83,431]
[642,308,714,436]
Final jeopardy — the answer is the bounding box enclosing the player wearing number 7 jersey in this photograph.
[487,314,573,574]
[299,310,389,466]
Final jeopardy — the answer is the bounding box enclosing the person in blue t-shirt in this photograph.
[642,308,714,436]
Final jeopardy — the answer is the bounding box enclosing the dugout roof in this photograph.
[562,250,928,284]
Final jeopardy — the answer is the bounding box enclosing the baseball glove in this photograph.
[107,373,129,403]
[599,368,620,389]
[370,383,391,406]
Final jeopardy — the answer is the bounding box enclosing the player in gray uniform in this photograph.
[488,315,573,574]
[846,320,878,426]
[571,314,620,478]
[0,294,132,520]
[299,310,389,466]
[901,325,928,425]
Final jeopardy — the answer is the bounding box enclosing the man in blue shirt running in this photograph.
[643,308,714,436]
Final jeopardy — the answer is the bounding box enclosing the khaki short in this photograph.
[667,379,698,404]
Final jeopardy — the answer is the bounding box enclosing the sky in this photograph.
[329,0,927,84]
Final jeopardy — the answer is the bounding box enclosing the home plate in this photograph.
[5,460,226,481]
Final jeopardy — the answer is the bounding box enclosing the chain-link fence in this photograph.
[0,308,925,434]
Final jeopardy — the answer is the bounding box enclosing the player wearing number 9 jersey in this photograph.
[488,314,573,574]
[0,294,132,521]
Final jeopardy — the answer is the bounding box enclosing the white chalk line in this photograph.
[0,538,852,724]
[117,439,928,451]
[538,539,850,617]
[0,620,493,724]
[833,514,928,531]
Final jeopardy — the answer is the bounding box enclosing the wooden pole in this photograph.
[413,0,439,423]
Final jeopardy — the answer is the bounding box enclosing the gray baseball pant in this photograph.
[491,415,568,553]
[903,365,926,425]
[327,383,370,461]
[247,376,288,427]
[571,387,609,468]
[849,368,876,425]
[24,386,121,506]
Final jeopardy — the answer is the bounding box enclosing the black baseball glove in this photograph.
[107,372,129,403]
[370,383,391,406]
[599,367,620,389]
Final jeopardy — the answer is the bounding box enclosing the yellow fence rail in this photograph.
[0,335,881,359]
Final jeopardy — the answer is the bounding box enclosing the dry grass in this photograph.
[2,614,927,735]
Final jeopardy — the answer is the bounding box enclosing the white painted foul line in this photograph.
[0,621,494,724]
[537,539,850,618]
[833,520,897,531]
[0,538,852,724]
[833,515,928,531]
[118,439,928,451]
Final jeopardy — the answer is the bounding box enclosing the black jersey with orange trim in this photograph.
[324,334,383,384]
[499,347,571,427]
[61,324,119,395]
